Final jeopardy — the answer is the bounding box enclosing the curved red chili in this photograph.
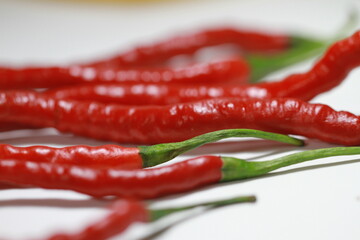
[0,58,249,89]
[0,129,302,169]
[0,92,359,145]
[88,27,289,68]
[46,199,149,240]
[260,30,360,100]
[0,29,332,90]
[1,147,359,198]
[46,30,360,105]
[44,195,255,240]
[0,156,223,198]
[0,29,326,90]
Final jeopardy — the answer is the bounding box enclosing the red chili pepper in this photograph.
[0,144,142,169]
[0,20,353,91]
[0,92,359,145]
[260,30,360,100]
[45,196,255,240]
[0,129,302,169]
[0,28,340,91]
[0,31,332,90]
[0,58,249,89]
[46,199,149,240]
[4,29,356,132]
[0,156,222,198]
[88,27,290,69]
[1,147,359,198]
[46,30,360,105]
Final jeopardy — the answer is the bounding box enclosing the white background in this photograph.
[0,0,360,239]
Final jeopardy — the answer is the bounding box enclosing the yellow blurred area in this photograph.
[65,0,176,3]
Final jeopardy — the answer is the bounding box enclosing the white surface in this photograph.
[0,0,360,239]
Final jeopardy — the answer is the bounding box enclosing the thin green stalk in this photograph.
[139,129,303,168]
[221,147,360,182]
[248,10,358,82]
[248,36,325,82]
[149,195,256,221]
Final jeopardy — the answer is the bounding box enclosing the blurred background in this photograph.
[0,0,359,240]
[1,0,359,66]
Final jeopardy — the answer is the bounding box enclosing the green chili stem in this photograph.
[149,195,256,221]
[139,129,303,168]
[221,147,360,182]
[248,10,358,82]
[248,36,325,82]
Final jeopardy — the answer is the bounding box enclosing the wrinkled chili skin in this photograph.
[47,199,149,240]
[0,144,142,169]
[0,58,248,89]
[1,92,360,145]
[89,27,289,68]
[0,156,223,198]
[46,31,360,105]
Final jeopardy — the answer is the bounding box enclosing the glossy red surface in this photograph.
[1,92,360,145]
[0,58,248,89]
[260,31,360,100]
[44,31,360,106]
[0,144,142,169]
[0,156,223,198]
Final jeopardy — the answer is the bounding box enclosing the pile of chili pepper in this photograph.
[43,29,360,105]
[0,23,337,89]
[2,146,360,199]
[0,129,301,239]
[0,12,356,90]
[0,30,359,144]
[0,129,303,169]
[1,20,360,239]
[1,133,360,239]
